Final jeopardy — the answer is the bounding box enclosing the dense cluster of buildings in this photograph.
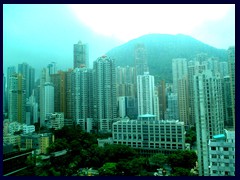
[3,41,235,176]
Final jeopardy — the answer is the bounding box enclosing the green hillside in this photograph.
[106,34,228,83]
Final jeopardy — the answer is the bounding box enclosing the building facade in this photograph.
[208,130,235,176]
[73,41,89,68]
[8,73,26,123]
[137,72,159,119]
[112,116,185,155]
[194,70,224,176]
[93,55,117,132]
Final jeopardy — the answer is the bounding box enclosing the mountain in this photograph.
[106,34,228,83]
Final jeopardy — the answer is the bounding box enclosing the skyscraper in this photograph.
[73,41,89,68]
[7,66,16,113]
[93,55,117,132]
[8,73,26,124]
[137,72,158,118]
[135,43,148,77]
[18,63,29,98]
[177,76,189,125]
[3,74,6,114]
[158,80,167,120]
[50,71,67,115]
[228,46,235,129]
[172,58,188,94]
[222,76,233,129]
[194,70,224,176]
[71,67,93,130]
[40,67,54,127]
[172,58,189,125]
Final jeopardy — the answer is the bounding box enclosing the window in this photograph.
[212,154,217,158]
[223,147,228,151]
[211,147,216,150]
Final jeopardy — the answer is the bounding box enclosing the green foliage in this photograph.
[47,138,69,154]
[149,153,167,168]
[102,144,138,163]
[106,34,228,83]
[167,150,197,170]
[185,126,196,147]
[98,162,117,176]
[170,167,191,176]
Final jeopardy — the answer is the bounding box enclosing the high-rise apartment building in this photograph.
[116,66,136,97]
[137,72,158,119]
[29,67,35,97]
[158,80,167,120]
[73,41,89,68]
[65,69,73,119]
[40,67,54,127]
[93,55,117,132]
[3,74,6,114]
[7,66,16,113]
[228,46,235,129]
[135,43,148,77]
[194,70,224,176]
[187,60,207,125]
[47,62,57,75]
[177,76,189,125]
[222,76,233,129]
[8,73,26,124]
[50,71,67,115]
[172,58,188,94]
[219,61,228,78]
[166,93,179,120]
[71,67,93,130]
[18,63,29,98]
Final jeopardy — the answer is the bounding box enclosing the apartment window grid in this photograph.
[113,120,185,151]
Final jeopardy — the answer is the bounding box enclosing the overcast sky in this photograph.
[3,4,235,78]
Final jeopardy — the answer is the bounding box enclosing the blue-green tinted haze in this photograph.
[3,4,235,78]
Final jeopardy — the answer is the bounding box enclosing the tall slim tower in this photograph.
[137,72,158,118]
[93,55,117,132]
[74,41,89,68]
[8,73,26,123]
[172,58,188,94]
[222,76,233,128]
[158,80,166,120]
[50,71,67,115]
[40,67,54,127]
[7,66,16,113]
[29,66,35,97]
[194,70,224,176]
[3,74,6,114]
[228,46,235,129]
[71,67,93,129]
[18,63,29,98]
[135,43,148,77]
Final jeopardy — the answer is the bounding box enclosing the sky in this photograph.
[3,4,235,78]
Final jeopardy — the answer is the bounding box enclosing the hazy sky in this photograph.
[3,4,235,78]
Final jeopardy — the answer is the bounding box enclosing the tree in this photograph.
[171,167,191,176]
[47,138,69,154]
[149,153,167,169]
[167,150,197,170]
[98,162,117,176]
[103,144,138,163]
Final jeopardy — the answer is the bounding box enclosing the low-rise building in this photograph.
[20,133,54,154]
[112,115,185,155]
[22,124,35,134]
[208,129,235,176]
[45,112,64,130]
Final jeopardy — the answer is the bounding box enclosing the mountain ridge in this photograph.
[105,33,228,83]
